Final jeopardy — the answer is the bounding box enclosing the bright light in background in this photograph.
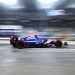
[67,3,75,8]
[0,0,24,9]
[9,5,24,9]
[37,0,59,9]
[47,10,65,16]
[0,0,18,6]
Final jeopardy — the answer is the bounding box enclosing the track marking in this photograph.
[27,48,75,52]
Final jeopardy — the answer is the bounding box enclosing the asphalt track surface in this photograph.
[0,45,75,75]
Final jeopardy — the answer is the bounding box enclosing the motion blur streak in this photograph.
[0,0,75,75]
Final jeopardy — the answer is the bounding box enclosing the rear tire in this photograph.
[10,35,18,44]
[12,43,17,47]
[55,40,62,48]
[10,35,18,47]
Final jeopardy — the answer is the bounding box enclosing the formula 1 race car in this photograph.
[10,35,68,49]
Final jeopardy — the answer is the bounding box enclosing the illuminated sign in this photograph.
[47,10,65,16]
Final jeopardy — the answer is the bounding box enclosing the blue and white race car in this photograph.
[10,35,68,49]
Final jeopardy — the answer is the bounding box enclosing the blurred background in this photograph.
[0,0,75,41]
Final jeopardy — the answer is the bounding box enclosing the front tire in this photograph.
[55,40,62,48]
